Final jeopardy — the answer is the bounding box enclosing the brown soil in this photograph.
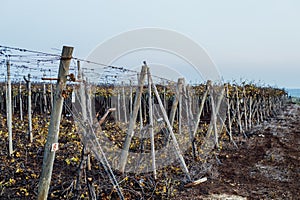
[175,103,300,200]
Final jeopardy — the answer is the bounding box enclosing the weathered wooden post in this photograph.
[85,77,92,171]
[169,78,184,126]
[235,86,244,136]
[178,78,184,135]
[150,72,191,181]
[24,74,32,142]
[121,81,127,123]
[50,81,53,110]
[208,82,219,148]
[37,46,73,200]
[117,88,121,121]
[192,83,208,157]
[206,82,225,148]
[248,96,253,129]
[138,73,144,131]
[19,81,23,121]
[225,84,234,142]
[147,66,156,179]
[129,80,133,115]
[6,60,13,156]
[119,65,147,173]
[43,77,47,114]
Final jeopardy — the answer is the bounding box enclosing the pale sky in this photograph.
[1,0,299,88]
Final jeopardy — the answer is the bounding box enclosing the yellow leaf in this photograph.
[71,157,79,162]
[163,185,167,193]
[16,152,21,158]
[9,178,16,184]
[65,158,71,165]
[31,173,38,179]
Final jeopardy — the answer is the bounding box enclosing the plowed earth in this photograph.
[175,103,300,199]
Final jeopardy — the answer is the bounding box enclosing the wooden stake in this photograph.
[150,72,191,181]
[209,83,219,148]
[37,46,73,200]
[85,77,92,171]
[178,78,184,135]
[19,81,23,121]
[235,87,244,136]
[248,96,253,129]
[147,66,156,179]
[169,78,184,126]
[225,84,234,142]
[243,88,248,130]
[206,83,225,148]
[129,80,133,115]
[24,74,33,142]
[192,84,208,157]
[121,81,127,123]
[6,60,13,156]
[119,66,147,173]
[43,82,47,114]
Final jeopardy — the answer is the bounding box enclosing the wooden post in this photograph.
[178,78,184,135]
[121,81,127,123]
[138,73,144,131]
[6,60,13,156]
[163,80,166,108]
[50,82,53,110]
[129,80,133,115]
[23,74,33,142]
[85,77,92,171]
[235,86,244,136]
[169,78,184,127]
[78,62,87,123]
[184,85,194,144]
[206,83,225,147]
[119,66,147,173]
[248,96,253,129]
[150,72,191,181]
[43,81,47,114]
[19,81,23,121]
[208,82,219,148]
[242,88,248,130]
[225,84,234,142]
[117,89,121,121]
[147,68,156,179]
[86,78,93,123]
[37,46,73,200]
[192,84,208,157]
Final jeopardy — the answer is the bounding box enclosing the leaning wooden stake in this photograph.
[119,65,147,173]
[147,67,157,179]
[192,82,209,157]
[37,46,73,200]
[6,60,13,156]
[150,71,191,181]
[209,83,219,148]
[206,83,225,148]
[235,86,245,137]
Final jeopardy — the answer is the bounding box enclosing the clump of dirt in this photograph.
[175,103,300,199]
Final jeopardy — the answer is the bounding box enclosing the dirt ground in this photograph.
[175,102,300,200]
